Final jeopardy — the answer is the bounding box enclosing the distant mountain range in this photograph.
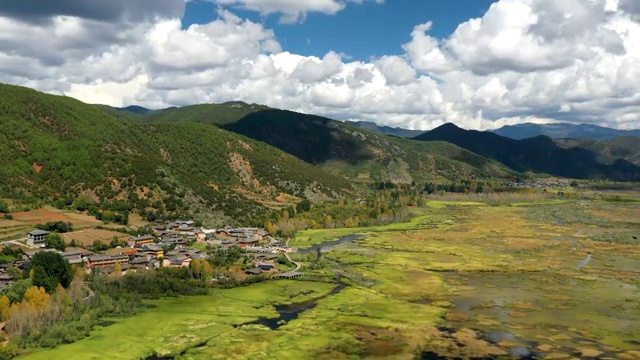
[2,81,638,226]
[347,121,424,138]
[414,123,640,181]
[492,122,640,140]
[113,102,639,181]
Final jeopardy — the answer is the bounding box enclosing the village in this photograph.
[0,220,303,291]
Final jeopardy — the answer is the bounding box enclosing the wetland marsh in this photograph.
[23,197,640,359]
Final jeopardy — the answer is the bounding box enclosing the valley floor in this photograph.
[22,196,640,359]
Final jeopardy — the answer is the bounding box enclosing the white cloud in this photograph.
[215,0,383,23]
[0,0,638,132]
[403,22,457,75]
[374,56,416,85]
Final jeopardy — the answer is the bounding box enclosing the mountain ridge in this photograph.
[414,123,640,181]
[492,122,640,140]
[346,120,425,138]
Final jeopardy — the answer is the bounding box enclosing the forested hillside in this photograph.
[120,103,515,184]
[223,109,515,184]
[415,123,640,181]
[555,137,640,166]
[0,84,351,226]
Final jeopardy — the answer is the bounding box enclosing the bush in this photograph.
[0,200,10,213]
[36,221,73,233]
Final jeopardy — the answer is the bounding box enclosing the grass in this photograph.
[290,206,466,248]
[21,193,640,359]
[23,281,336,360]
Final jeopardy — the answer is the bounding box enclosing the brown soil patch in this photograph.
[356,327,406,357]
[12,207,102,228]
[446,312,469,322]
[13,208,72,223]
[422,327,507,359]
[160,148,172,163]
[32,162,42,173]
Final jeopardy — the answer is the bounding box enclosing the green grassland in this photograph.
[23,195,640,359]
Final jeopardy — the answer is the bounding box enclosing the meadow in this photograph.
[21,194,640,359]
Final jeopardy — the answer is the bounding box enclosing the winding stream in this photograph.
[237,275,347,330]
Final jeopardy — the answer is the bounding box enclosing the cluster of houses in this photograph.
[16,222,291,279]
[506,180,571,188]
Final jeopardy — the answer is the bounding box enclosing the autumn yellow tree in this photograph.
[23,286,50,311]
[201,261,213,280]
[189,259,202,279]
[114,263,123,276]
[0,296,10,321]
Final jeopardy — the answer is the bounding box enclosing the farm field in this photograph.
[21,194,640,359]
[0,206,103,243]
[61,229,130,247]
[0,206,144,245]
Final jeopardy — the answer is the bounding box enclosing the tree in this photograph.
[45,233,66,251]
[201,261,213,279]
[32,265,56,293]
[4,279,32,303]
[23,286,50,311]
[189,259,202,279]
[0,296,10,321]
[113,263,122,276]
[30,252,72,292]
[296,199,311,213]
[92,239,107,251]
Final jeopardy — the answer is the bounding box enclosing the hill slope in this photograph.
[347,121,424,138]
[555,137,640,166]
[222,109,515,184]
[0,83,351,226]
[492,122,640,140]
[143,101,269,126]
[414,123,640,180]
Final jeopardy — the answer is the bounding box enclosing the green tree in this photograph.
[45,233,66,251]
[4,279,32,303]
[0,200,9,213]
[30,251,72,292]
[296,199,311,213]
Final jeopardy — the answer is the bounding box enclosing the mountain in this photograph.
[221,109,515,184]
[555,137,640,166]
[347,121,425,138]
[492,122,640,140]
[414,123,640,181]
[0,83,351,226]
[143,101,269,126]
[125,103,515,184]
[117,105,154,115]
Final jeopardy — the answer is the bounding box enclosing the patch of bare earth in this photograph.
[228,152,277,197]
[160,148,172,163]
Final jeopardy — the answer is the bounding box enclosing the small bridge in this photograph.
[271,252,303,279]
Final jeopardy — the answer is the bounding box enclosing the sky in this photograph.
[0,0,639,131]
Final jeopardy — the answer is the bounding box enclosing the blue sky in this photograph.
[184,0,496,60]
[2,0,637,130]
